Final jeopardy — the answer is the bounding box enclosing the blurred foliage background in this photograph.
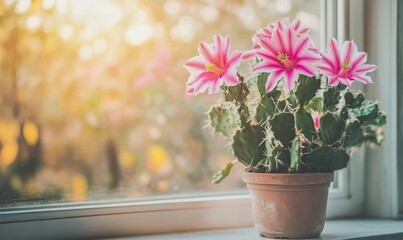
[0,0,320,207]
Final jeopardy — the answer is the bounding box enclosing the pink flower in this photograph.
[317,38,377,87]
[243,19,311,60]
[252,26,321,93]
[184,35,242,95]
[311,111,321,130]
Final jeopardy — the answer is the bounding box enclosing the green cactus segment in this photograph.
[290,137,301,172]
[269,112,295,148]
[305,146,350,171]
[295,106,316,140]
[257,72,269,96]
[264,128,277,157]
[343,121,364,148]
[232,124,265,166]
[305,96,324,113]
[323,86,342,110]
[264,130,284,172]
[208,103,241,137]
[350,92,365,108]
[221,75,249,102]
[343,91,354,106]
[337,106,349,120]
[270,148,290,172]
[255,90,282,124]
[287,94,298,109]
[351,101,379,122]
[212,161,234,184]
[364,127,384,145]
[319,112,346,145]
[366,112,387,126]
[294,75,321,104]
[256,96,275,124]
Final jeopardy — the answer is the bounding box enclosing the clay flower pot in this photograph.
[243,172,334,239]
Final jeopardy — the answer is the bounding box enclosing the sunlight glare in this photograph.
[163,0,181,15]
[79,46,93,60]
[125,24,153,46]
[274,0,291,14]
[93,40,108,54]
[200,6,219,23]
[26,15,42,31]
[58,25,74,41]
[170,16,195,42]
[42,0,55,10]
[15,0,30,14]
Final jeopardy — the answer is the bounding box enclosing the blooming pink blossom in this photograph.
[184,35,242,95]
[243,19,312,60]
[252,26,321,93]
[311,111,321,130]
[317,38,377,87]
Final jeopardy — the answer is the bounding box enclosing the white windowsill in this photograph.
[106,219,403,240]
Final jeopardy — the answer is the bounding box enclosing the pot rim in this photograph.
[243,171,334,185]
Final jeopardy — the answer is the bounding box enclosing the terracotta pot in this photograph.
[243,172,334,239]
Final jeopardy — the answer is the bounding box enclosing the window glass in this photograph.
[0,0,321,207]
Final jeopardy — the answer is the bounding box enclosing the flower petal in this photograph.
[328,76,339,86]
[222,69,240,86]
[339,77,352,87]
[256,50,278,62]
[193,76,211,94]
[198,42,215,63]
[214,35,224,66]
[226,50,242,69]
[341,40,357,63]
[257,37,278,56]
[350,52,367,71]
[328,38,341,71]
[355,64,377,74]
[291,19,301,31]
[184,56,206,75]
[297,50,321,63]
[187,71,215,86]
[317,63,335,76]
[287,28,297,56]
[265,70,283,92]
[208,78,224,95]
[253,61,284,72]
[272,28,286,53]
[293,35,310,58]
[320,53,336,71]
[295,64,316,77]
[311,111,321,130]
[242,50,256,60]
[352,74,373,84]
[186,86,196,95]
[283,68,299,93]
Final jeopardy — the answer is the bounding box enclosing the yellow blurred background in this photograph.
[0,0,320,207]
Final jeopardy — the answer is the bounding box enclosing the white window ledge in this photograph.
[107,219,403,240]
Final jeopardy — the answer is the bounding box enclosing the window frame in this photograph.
[0,1,369,239]
[364,0,400,219]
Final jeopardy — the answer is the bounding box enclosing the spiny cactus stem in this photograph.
[274,100,287,112]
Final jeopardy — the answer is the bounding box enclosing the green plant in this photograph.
[183,19,386,183]
[210,75,386,183]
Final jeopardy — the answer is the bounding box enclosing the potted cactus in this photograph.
[184,19,386,239]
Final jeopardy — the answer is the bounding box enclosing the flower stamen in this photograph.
[277,53,289,63]
[205,63,225,75]
[277,53,296,69]
[341,59,351,70]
